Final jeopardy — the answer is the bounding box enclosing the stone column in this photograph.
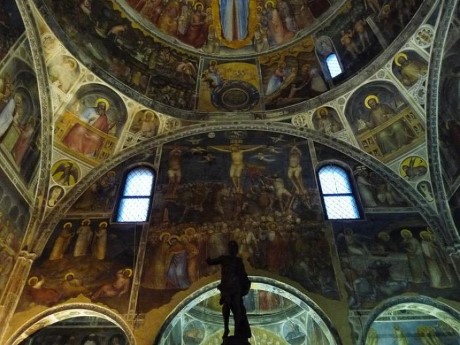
[447,244,460,280]
[126,223,149,327]
[0,250,36,344]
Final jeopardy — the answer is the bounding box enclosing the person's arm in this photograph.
[207,255,223,265]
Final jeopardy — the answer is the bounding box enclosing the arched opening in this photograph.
[154,277,341,345]
[361,297,460,345]
[7,305,135,345]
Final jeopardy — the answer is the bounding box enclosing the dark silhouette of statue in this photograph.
[207,241,251,343]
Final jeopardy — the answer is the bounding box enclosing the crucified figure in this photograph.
[209,143,263,193]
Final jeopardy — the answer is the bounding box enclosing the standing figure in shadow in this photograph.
[207,241,252,342]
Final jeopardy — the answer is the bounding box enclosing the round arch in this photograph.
[154,276,342,345]
[359,296,460,345]
[5,303,136,345]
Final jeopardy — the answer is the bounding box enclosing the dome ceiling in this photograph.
[38,0,429,119]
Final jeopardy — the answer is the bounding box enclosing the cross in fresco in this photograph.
[208,143,265,193]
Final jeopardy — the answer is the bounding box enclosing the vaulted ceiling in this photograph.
[0,0,460,344]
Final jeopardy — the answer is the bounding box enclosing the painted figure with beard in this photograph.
[12,117,35,165]
[142,232,171,289]
[266,61,289,96]
[166,235,190,289]
[363,95,411,154]
[73,219,93,257]
[400,229,427,284]
[419,230,453,288]
[266,1,294,45]
[49,222,74,260]
[63,98,113,156]
[157,0,180,35]
[91,221,108,260]
[394,52,427,87]
[182,2,208,47]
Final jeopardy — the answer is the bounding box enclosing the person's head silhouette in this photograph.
[228,240,238,256]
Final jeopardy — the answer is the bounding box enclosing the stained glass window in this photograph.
[318,164,360,220]
[115,167,154,222]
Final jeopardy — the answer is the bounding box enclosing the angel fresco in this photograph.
[48,55,80,93]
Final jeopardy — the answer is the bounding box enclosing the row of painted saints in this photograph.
[50,89,422,168]
[128,0,332,49]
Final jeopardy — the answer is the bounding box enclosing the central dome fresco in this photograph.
[39,0,428,119]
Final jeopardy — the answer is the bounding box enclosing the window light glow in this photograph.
[319,165,360,220]
[117,198,151,222]
[326,53,342,78]
[116,167,154,222]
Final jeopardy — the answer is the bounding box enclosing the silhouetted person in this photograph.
[207,241,251,341]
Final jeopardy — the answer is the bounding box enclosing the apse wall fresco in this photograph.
[40,0,427,116]
[24,130,457,317]
[313,143,459,310]
[366,304,460,345]
[0,58,41,184]
[0,168,31,300]
[54,84,128,165]
[137,130,339,312]
[332,214,459,310]
[18,219,138,314]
